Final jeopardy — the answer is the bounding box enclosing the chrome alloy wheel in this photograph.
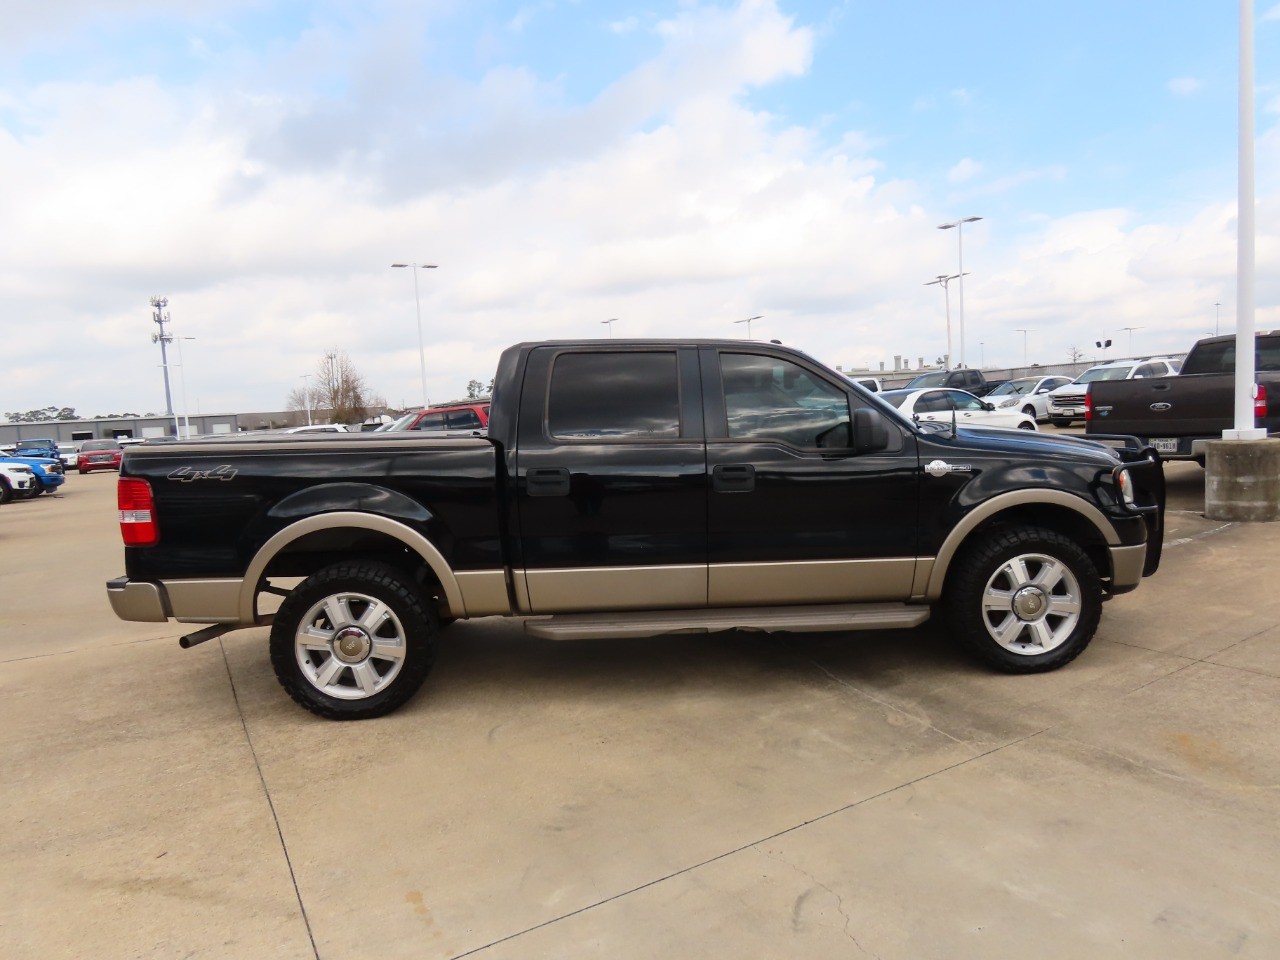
[980,553,1082,655]
[294,591,407,700]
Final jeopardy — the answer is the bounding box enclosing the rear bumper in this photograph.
[106,576,245,624]
[107,577,169,621]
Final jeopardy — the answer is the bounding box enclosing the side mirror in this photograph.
[982,401,995,411]
[852,408,891,453]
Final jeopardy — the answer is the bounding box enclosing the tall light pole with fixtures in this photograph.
[1214,301,1221,337]
[734,315,763,339]
[149,296,176,420]
[924,274,965,368]
[1015,328,1029,367]
[938,217,982,366]
[1120,326,1143,355]
[391,262,438,408]
[602,318,617,338]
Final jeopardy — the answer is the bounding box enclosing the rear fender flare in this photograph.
[239,511,465,623]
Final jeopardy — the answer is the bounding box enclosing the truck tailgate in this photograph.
[1089,374,1233,438]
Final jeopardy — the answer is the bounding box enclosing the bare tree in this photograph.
[285,349,371,425]
[1067,345,1086,363]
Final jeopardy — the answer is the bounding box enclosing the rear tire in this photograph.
[1017,421,1036,430]
[0,479,12,505]
[270,561,438,720]
[1021,405,1037,419]
[943,526,1102,673]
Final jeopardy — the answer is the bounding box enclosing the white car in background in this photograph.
[57,442,82,469]
[0,462,37,503]
[879,388,1038,430]
[986,375,1074,423]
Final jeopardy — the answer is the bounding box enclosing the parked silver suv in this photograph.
[1048,358,1181,426]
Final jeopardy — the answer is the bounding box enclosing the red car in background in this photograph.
[399,401,490,432]
[78,439,123,473]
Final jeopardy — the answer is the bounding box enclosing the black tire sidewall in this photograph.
[944,527,1102,673]
[269,561,438,720]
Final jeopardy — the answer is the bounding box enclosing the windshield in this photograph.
[81,440,120,451]
[380,412,418,432]
[1075,366,1131,384]
[878,390,912,409]
[15,440,53,449]
[988,379,1035,397]
[905,372,949,388]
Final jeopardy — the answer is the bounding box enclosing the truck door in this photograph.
[512,345,708,614]
[701,347,920,606]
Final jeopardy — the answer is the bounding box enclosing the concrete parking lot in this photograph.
[3,458,1278,960]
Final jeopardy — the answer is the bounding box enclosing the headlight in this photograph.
[999,398,1017,408]
[1116,468,1136,508]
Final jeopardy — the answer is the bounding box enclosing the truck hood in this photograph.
[945,425,1121,466]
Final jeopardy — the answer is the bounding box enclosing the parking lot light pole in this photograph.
[300,374,313,426]
[391,263,438,408]
[1015,328,1029,366]
[734,315,763,339]
[925,275,964,368]
[602,318,617,338]
[938,217,982,366]
[1121,326,1143,356]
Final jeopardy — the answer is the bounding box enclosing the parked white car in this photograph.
[879,388,1037,430]
[1047,358,1181,426]
[986,376,1074,423]
[0,462,37,503]
[57,442,82,469]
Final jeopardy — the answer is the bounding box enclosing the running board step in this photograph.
[524,603,930,641]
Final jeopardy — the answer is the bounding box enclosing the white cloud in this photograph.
[947,158,982,184]
[1263,4,1280,22]
[0,0,1277,417]
[1168,76,1201,96]
[608,16,640,35]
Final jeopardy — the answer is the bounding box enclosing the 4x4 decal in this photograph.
[168,465,238,482]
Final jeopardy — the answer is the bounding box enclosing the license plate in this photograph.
[1152,438,1179,453]
[1060,408,1076,416]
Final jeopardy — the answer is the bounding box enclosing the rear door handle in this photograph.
[526,467,570,497]
[713,463,755,493]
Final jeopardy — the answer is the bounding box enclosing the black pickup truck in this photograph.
[1086,332,1280,461]
[108,339,1165,719]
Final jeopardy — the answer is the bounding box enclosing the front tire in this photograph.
[0,479,12,505]
[1017,421,1036,430]
[943,527,1102,673]
[269,561,438,720]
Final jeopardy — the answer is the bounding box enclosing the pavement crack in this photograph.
[447,729,1047,959]
[761,848,880,957]
[805,656,969,746]
[219,639,321,960]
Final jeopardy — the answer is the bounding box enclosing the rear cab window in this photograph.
[547,351,682,440]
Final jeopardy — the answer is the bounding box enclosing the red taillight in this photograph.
[1256,384,1268,421]
[1083,386,1092,422]
[118,477,158,546]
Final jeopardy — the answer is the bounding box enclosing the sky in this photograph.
[2,0,1278,418]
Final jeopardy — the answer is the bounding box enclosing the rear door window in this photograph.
[547,352,681,440]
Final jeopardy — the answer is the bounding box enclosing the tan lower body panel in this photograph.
[708,558,916,606]
[453,570,512,617]
[163,578,243,624]
[521,565,705,614]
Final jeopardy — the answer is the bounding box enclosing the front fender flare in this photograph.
[239,511,466,623]
[921,490,1119,601]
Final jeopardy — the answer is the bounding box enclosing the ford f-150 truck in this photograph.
[108,339,1165,720]
[1085,333,1280,461]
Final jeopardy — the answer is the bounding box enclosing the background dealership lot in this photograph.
[3,460,1279,960]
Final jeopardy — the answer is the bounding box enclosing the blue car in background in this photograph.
[13,438,60,460]
[0,454,65,497]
